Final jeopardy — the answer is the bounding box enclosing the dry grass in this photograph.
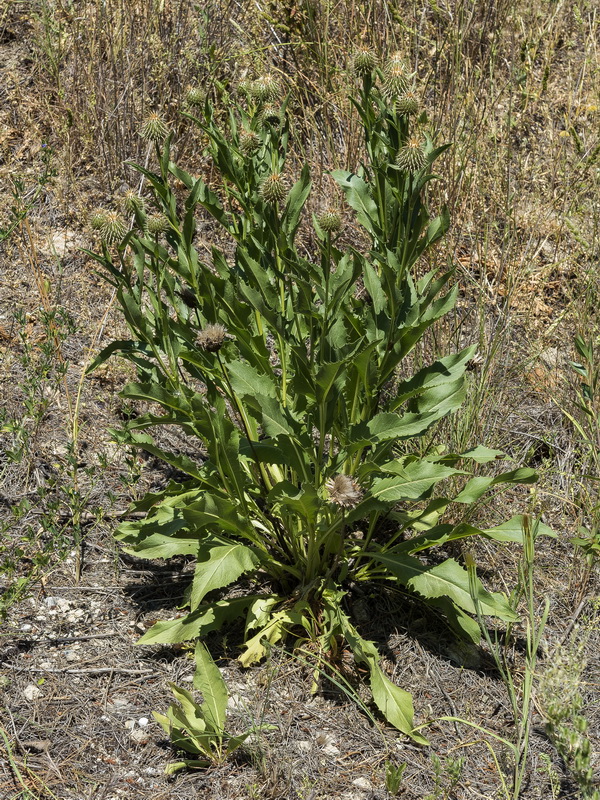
[1,0,600,797]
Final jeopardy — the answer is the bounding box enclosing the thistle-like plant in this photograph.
[86,58,548,741]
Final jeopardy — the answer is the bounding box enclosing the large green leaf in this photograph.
[372,553,516,621]
[347,410,446,451]
[193,642,227,732]
[267,481,320,524]
[226,360,277,399]
[391,347,476,410]
[330,171,380,235]
[330,596,427,743]
[137,596,257,644]
[111,431,203,480]
[190,543,260,609]
[369,461,460,503]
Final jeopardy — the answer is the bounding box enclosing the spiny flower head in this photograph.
[89,209,107,231]
[197,323,228,352]
[185,86,205,106]
[382,53,409,100]
[325,474,363,509]
[396,134,427,172]
[99,211,127,244]
[352,47,377,76]
[146,213,170,235]
[259,173,287,205]
[249,74,281,103]
[259,104,284,127]
[120,190,145,215]
[316,208,342,233]
[139,112,169,143]
[395,90,419,116]
[239,129,261,156]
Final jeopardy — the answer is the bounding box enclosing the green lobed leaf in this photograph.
[267,481,320,524]
[193,642,227,732]
[137,596,257,644]
[372,553,516,621]
[369,461,460,503]
[226,360,277,399]
[190,542,260,609]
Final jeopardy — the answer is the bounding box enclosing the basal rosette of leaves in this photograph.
[86,62,549,743]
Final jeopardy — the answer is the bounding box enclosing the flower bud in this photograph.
[249,75,281,103]
[316,209,342,233]
[259,104,284,127]
[120,190,145,215]
[99,211,127,244]
[146,214,170,235]
[89,209,107,231]
[382,53,409,100]
[395,90,419,116]
[185,86,205,106]
[352,47,377,76]
[239,129,261,156]
[259,173,287,205]
[139,112,169,143]
[396,135,427,172]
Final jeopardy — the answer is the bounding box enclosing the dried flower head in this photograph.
[197,323,228,352]
[382,54,409,100]
[139,112,169,143]
[89,209,107,231]
[395,135,427,172]
[316,208,342,233]
[99,211,127,244]
[186,86,205,106]
[120,190,145,215]
[239,129,261,156]
[146,213,170,235]
[395,90,419,116]
[259,104,284,127]
[325,474,363,509]
[259,173,287,205]
[352,47,377,76]
[249,75,281,103]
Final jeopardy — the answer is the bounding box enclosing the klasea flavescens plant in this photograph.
[87,53,549,742]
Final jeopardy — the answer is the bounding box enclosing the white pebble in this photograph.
[20,623,32,632]
[138,717,149,727]
[352,777,373,790]
[23,684,42,701]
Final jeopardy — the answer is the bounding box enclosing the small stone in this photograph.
[64,651,78,662]
[130,728,150,745]
[124,719,136,730]
[227,692,245,710]
[23,684,42,701]
[44,597,59,609]
[352,777,373,790]
[138,717,149,727]
[109,696,131,708]
[39,661,53,670]
[297,740,312,753]
[20,623,32,632]
[315,731,339,756]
